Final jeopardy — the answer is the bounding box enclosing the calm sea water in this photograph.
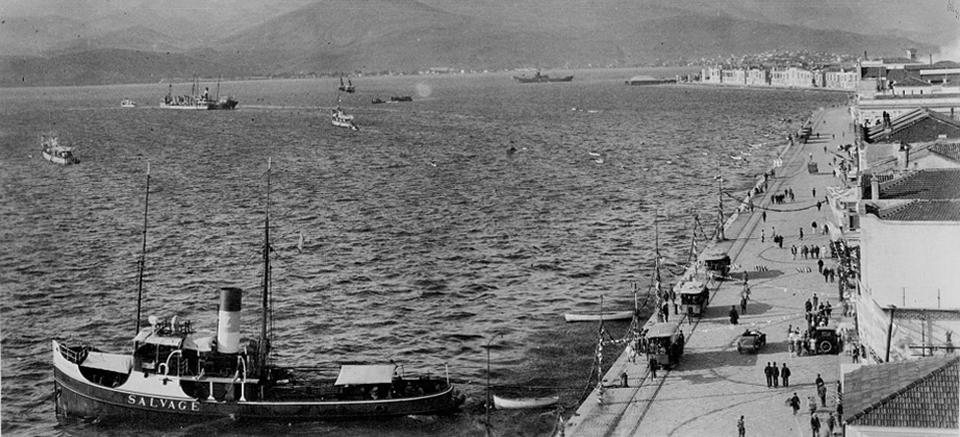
[0,69,847,436]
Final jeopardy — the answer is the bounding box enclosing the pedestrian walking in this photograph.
[740,293,748,315]
[729,306,739,324]
[827,412,836,435]
[648,357,659,378]
[802,245,809,259]
[818,383,827,407]
[799,228,804,240]
[761,229,765,242]
[816,200,822,211]
[812,294,819,311]
[764,363,772,387]
[813,187,817,197]
[781,363,790,387]
[737,415,745,437]
[811,414,821,436]
[789,393,801,415]
[817,259,824,273]
[791,245,797,260]
[771,362,780,388]
[762,210,766,222]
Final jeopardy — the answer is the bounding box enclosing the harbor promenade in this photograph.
[563,106,855,437]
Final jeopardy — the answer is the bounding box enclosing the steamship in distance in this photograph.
[51,163,463,424]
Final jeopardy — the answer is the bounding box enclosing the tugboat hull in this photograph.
[53,341,463,423]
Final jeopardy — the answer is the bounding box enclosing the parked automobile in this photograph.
[737,329,766,354]
[809,326,842,355]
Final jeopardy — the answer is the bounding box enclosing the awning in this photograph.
[645,322,681,338]
[334,364,396,386]
[679,281,706,294]
[80,351,133,374]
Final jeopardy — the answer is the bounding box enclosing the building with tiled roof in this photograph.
[843,356,959,436]
[857,168,960,363]
[862,108,960,143]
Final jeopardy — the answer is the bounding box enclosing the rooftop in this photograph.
[930,142,960,163]
[878,200,960,221]
[863,108,960,143]
[844,356,959,429]
[880,168,960,200]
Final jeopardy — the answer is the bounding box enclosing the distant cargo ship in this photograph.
[513,70,574,83]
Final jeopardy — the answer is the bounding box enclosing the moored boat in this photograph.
[52,163,463,424]
[40,133,79,165]
[563,311,634,323]
[121,99,137,108]
[493,394,559,409]
[338,76,356,93]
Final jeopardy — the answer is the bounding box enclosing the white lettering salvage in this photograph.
[126,395,200,411]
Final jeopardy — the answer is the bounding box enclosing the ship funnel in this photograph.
[216,287,242,354]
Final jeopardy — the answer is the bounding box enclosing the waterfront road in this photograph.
[563,106,856,437]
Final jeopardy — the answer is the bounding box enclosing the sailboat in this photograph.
[52,162,464,424]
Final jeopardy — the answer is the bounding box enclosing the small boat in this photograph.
[493,394,559,410]
[371,98,385,104]
[389,96,412,102]
[563,311,633,323]
[331,107,359,131]
[40,133,79,165]
[120,99,136,108]
[52,162,463,424]
[513,70,573,83]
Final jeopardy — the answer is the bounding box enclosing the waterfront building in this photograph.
[770,67,814,88]
[824,67,859,91]
[855,168,960,363]
[720,68,746,85]
[701,67,723,84]
[841,356,959,437]
[745,68,768,86]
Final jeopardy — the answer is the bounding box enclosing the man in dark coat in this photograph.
[789,393,801,415]
[810,414,821,436]
[781,363,791,387]
[729,306,739,325]
[771,362,780,388]
[764,363,772,387]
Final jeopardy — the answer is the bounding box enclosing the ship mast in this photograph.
[258,158,272,371]
[135,162,150,334]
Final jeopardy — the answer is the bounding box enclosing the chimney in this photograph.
[897,142,910,170]
[870,177,880,201]
[906,48,917,61]
[216,287,242,354]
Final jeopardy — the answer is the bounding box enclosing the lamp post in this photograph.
[486,332,504,430]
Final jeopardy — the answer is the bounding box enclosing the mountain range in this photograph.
[1,0,956,87]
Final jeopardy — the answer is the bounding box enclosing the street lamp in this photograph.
[485,332,504,429]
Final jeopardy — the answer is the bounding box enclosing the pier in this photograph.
[564,106,855,437]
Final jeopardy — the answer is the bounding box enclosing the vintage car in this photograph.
[809,326,842,355]
[736,329,766,354]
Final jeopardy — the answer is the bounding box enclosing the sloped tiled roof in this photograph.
[892,77,932,87]
[930,143,960,163]
[878,200,960,221]
[845,356,959,429]
[880,169,960,199]
[865,108,960,143]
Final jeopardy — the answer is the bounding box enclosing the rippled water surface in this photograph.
[0,70,847,436]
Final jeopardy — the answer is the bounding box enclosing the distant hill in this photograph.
[0,0,945,86]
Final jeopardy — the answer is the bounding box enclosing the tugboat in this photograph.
[40,133,79,165]
[513,69,574,83]
[52,162,463,424]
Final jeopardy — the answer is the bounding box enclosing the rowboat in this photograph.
[493,394,559,409]
[563,311,634,323]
